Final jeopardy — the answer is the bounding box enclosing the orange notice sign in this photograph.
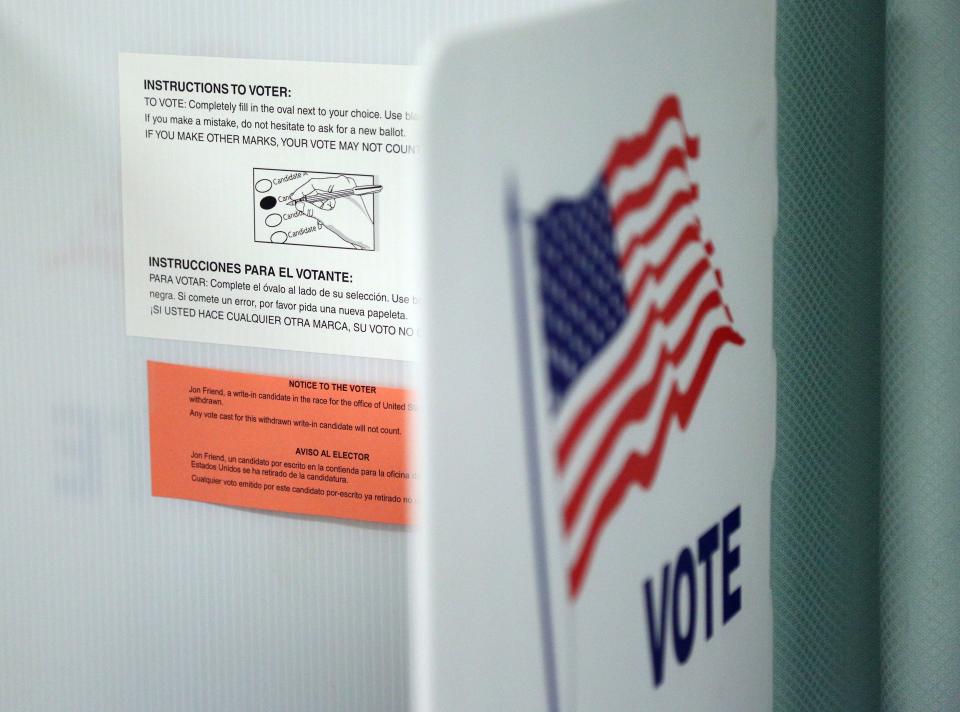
[148,361,414,524]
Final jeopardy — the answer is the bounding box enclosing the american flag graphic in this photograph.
[532,95,744,598]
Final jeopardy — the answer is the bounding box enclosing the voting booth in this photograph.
[4,1,959,710]
[417,3,776,709]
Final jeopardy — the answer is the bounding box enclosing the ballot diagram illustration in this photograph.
[253,168,380,250]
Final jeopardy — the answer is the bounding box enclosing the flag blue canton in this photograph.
[535,178,627,408]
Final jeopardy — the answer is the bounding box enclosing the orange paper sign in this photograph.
[148,361,414,524]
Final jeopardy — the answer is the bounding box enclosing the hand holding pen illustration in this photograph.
[288,175,381,250]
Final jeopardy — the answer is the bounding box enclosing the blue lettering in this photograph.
[722,506,742,624]
[672,547,697,664]
[697,524,719,639]
[643,563,671,688]
[641,505,744,689]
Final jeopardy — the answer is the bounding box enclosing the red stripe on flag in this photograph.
[557,258,712,471]
[626,221,701,308]
[567,325,745,598]
[610,145,692,229]
[562,289,727,534]
[604,95,700,185]
[619,184,699,269]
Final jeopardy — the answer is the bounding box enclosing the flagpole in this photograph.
[506,175,562,712]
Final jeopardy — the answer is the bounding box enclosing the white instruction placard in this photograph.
[120,53,419,360]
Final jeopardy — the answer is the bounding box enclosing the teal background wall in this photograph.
[881,1,960,709]
[775,1,960,710]
[773,2,884,710]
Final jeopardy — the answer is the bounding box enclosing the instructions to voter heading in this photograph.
[148,361,415,524]
[120,53,420,360]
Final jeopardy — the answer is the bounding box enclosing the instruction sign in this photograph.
[120,53,419,360]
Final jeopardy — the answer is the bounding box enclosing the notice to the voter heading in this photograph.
[120,53,420,361]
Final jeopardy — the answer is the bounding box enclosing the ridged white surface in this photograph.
[0,1,583,709]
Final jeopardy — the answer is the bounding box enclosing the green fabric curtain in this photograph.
[774,1,959,709]
[881,1,960,709]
